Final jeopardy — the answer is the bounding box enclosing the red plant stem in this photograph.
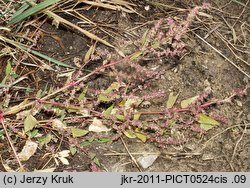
[36,99,81,110]
[4,57,127,116]
[139,99,224,116]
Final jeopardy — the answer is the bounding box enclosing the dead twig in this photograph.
[193,32,250,79]
[120,137,142,172]
[215,31,250,67]
[0,120,24,170]
[200,123,250,152]
[231,123,247,162]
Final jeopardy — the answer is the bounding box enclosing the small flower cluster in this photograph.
[143,3,210,58]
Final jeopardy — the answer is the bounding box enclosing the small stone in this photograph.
[144,5,150,11]
[137,155,158,169]
[202,153,214,161]
[160,75,166,80]
[235,100,242,107]
[140,101,151,108]
[173,67,178,73]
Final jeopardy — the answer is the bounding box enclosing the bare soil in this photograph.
[0,0,249,172]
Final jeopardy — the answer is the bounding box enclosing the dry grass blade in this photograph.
[147,1,186,11]
[78,0,136,13]
[232,0,250,9]
[1,120,24,170]
[20,0,115,48]
[9,0,63,24]
[46,11,115,48]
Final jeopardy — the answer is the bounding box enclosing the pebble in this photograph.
[137,154,158,169]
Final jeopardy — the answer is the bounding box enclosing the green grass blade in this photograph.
[0,35,74,69]
[10,1,31,20]
[9,0,62,24]
[28,48,74,69]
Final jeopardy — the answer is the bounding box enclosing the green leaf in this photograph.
[96,138,111,143]
[93,157,101,167]
[200,124,215,131]
[37,133,52,146]
[5,61,12,76]
[198,113,220,125]
[166,92,179,109]
[80,141,91,147]
[97,94,111,102]
[36,89,42,98]
[116,114,125,121]
[80,139,94,147]
[78,87,88,101]
[135,132,147,142]
[123,130,137,139]
[84,44,95,62]
[103,104,114,119]
[104,82,120,94]
[180,96,199,108]
[69,146,77,156]
[168,121,176,127]
[198,113,220,131]
[71,128,89,138]
[24,114,39,133]
[0,129,4,138]
[30,129,39,138]
[133,112,141,120]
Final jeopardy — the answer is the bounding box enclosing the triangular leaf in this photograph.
[24,114,39,133]
[180,96,198,108]
[133,112,141,120]
[200,123,214,131]
[123,130,137,139]
[78,87,88,101]
[166,92,179,109]
[103,104,114,119]
[98,94,111,102]
[198,113,220,126]
[69,146,77,156]
[116,114,125,121]
[37,133,52,147]
[71,128,89,138]
[104,82,120,94]
[135,132,147,142]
